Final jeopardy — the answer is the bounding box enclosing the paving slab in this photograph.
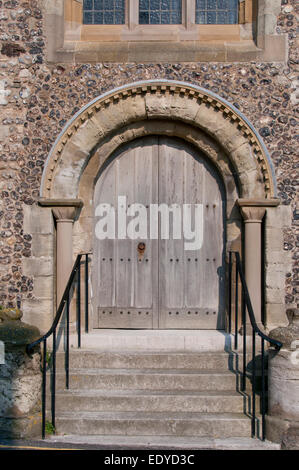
[45,435,281,450]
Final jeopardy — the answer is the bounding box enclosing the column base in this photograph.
[266,415,299,450]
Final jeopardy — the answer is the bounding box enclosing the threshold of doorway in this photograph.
[65,329,238,353]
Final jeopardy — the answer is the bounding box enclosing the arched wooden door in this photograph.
[92,136,225,329]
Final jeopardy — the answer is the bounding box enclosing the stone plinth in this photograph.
[0,308,42,439]
[266,308,299,449]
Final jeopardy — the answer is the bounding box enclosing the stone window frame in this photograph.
[82,0,239,28]
[45,0,287,63]
[68,0,247,41]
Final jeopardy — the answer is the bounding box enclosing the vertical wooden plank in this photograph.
[115,145,135,310]
[201,160,225,328]
[93,158,116,326]
[158,137,185,327]
[133,137,159,327]
[184,149,204,309]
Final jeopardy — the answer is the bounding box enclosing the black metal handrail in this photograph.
[228,251,282,441]
[26,252,91,439]
[26,248,282,440]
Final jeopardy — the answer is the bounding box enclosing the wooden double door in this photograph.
[93,136,225,329]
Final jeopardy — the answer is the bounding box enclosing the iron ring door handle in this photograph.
[137,242,146,261]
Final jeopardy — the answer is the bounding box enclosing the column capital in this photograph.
[38,198,83,222]
[237,198,280,223]
[239,206,266,223]
[51,207,77,222]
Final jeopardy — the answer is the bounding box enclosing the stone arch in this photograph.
[40,79,277,201]
[34,80,286,333]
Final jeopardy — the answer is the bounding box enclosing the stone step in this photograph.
[46,339,265,441]
[53,350,248,371]
[50,368,239,391]
[50,389,245,413]
[65,330,236,353]
[54,411,252,438]
[46,434,281,450]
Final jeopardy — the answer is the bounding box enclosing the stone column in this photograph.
[237,199,280,328]
[240,205,265,328]
[52,207,77,305]
[38,199,83,306]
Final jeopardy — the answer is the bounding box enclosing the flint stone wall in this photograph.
[0,346,42,438]
[0,0,297,331]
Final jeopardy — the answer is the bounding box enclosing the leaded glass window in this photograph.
[83,0,125,25]
[195,0,238,24]
[139,0,182,25]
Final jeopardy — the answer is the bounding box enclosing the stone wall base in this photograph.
[266,415,299,450]
[0,413,42,439]
[0,314,43,440]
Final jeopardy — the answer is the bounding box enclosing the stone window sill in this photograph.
[78,24,243,42]
[52,36,286,63]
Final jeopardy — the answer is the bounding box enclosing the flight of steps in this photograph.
[48,349,255,440]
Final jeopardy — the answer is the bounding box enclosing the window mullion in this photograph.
[186,0,196,30]
[128,0,138,29]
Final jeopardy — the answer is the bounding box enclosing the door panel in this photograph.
[158,139,185,313]
[93,136,225,329]
[93,156,116,311]
[132,139,159,322]
[158,138,224,329]
[93,137,159,328]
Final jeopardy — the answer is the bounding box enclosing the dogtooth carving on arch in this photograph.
[41,80,276,201]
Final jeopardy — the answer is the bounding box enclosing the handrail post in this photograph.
[252,330,256,437]
[228,251,282,442]
[242,289,246,392]
[66,294,70,390]
[42,339,47,440]
[228,251,232,333]
[261,337,266,441]
[26,252,92,439]
[77,257,81,349]
[51,329,56,431]
[85,254,89,333]
[234,258,238,350]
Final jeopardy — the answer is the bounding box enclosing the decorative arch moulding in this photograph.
[41,80,278,200]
